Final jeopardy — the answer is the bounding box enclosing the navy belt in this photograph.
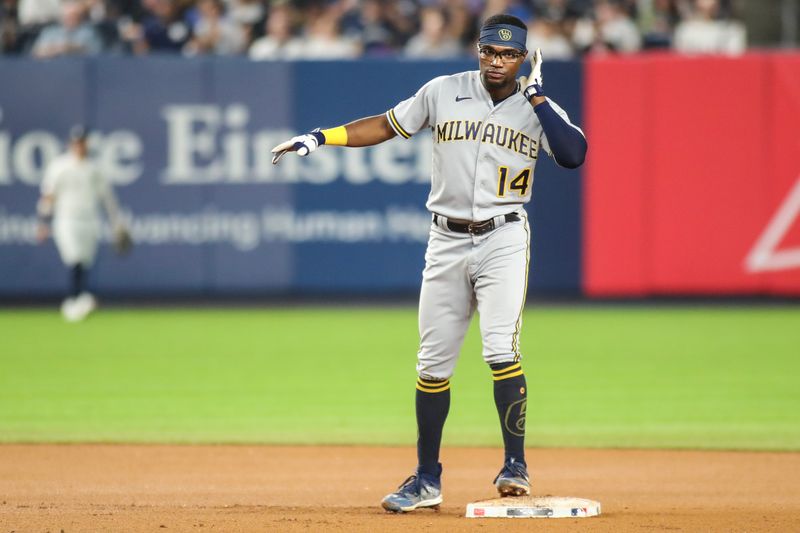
[433,213,521,236]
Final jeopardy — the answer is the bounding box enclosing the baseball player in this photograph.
[36,125,131,321]
[271,14,587,512]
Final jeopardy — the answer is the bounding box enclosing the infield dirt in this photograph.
[1,445,798,532]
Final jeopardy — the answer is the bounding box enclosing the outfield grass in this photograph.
[1,305,798,450]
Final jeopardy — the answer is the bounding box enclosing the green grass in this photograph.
[1,306,799,450]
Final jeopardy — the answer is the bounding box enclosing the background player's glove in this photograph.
[522,48,544,101]
[271,128,325,164]
[113,226,133,256]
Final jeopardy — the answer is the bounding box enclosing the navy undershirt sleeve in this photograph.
[534,101,587,169]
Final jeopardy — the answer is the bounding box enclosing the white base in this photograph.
[466,496,601,519]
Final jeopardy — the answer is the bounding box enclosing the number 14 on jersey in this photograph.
[497,166,531,197]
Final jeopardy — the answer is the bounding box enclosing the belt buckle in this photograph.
[468,219,493,235]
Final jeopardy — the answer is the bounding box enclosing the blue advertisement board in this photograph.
[0,57,582,297]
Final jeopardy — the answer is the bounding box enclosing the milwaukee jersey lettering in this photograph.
[385,70,582,221]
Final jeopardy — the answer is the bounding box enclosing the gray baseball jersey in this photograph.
[385,70,583,222]
[41,152,117,266]
[381,69,584,379]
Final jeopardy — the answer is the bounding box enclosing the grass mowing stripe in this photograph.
[0,306,798,450]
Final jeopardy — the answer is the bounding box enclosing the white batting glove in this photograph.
[271,128,325,164]
[522,48,544,101]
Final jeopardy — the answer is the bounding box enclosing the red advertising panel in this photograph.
[585,53,800,296]
[753,54,800,294]
[584,57,649,295]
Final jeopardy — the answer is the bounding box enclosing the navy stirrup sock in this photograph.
[70,264,86,298]
[491,362,527,464]
[415,377,450,477]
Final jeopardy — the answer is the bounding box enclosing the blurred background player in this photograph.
[36,125,131,321]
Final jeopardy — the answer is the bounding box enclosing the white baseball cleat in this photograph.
[76,292,97,315]
[61,298,83,322]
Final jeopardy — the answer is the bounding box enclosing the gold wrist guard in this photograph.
[320,126,348,146]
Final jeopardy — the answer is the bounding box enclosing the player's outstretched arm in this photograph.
[522,48,587,169]
[271,114,396,164]
[344,114,397,147]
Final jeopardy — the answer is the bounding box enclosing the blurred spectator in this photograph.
[293,6,358,59]
[526,14,575,59]
[383,0,416,45]
[15,0,60,51]
[573,0,641,54]
[533,0,587,22]
[481,0,534,25]
[0,0,773,58]
[184,0,246,55]
[532,0,587,54]
[103,0,146,23]
[82,0,141,51]
[225,0,264,45]
[440,0,477,49]
[404,5,462,58]
[637,0,681,49]
[226,0,263,28]
[673,0,745,54]
[18,0,60,28]
[31,0,103,58]
[340,0,399,56]
[120,0,193,54]
[480,0,507,26]
[1,0,21,53]
[249,3,302,60]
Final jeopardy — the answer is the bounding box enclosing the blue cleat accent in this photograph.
[381,466,443,513]
[494,457,530,497]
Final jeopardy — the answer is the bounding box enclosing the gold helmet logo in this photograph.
[498,28,512,41]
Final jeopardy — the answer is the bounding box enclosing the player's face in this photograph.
[478,44,526,91]
[71,139,88,158]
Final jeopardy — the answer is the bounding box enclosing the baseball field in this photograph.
[2,304,799,531]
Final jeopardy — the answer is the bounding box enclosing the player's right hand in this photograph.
[271,129,325,164]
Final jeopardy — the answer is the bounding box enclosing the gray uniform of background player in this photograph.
[41,149,120,268]
[37,132,128,322]
[386,70,584,379]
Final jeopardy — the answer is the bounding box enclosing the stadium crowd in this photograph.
[1,0,746,59]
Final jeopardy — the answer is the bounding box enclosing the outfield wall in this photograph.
[0,57,582,297]
[1,54,798,298]
[584,53,800,296]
